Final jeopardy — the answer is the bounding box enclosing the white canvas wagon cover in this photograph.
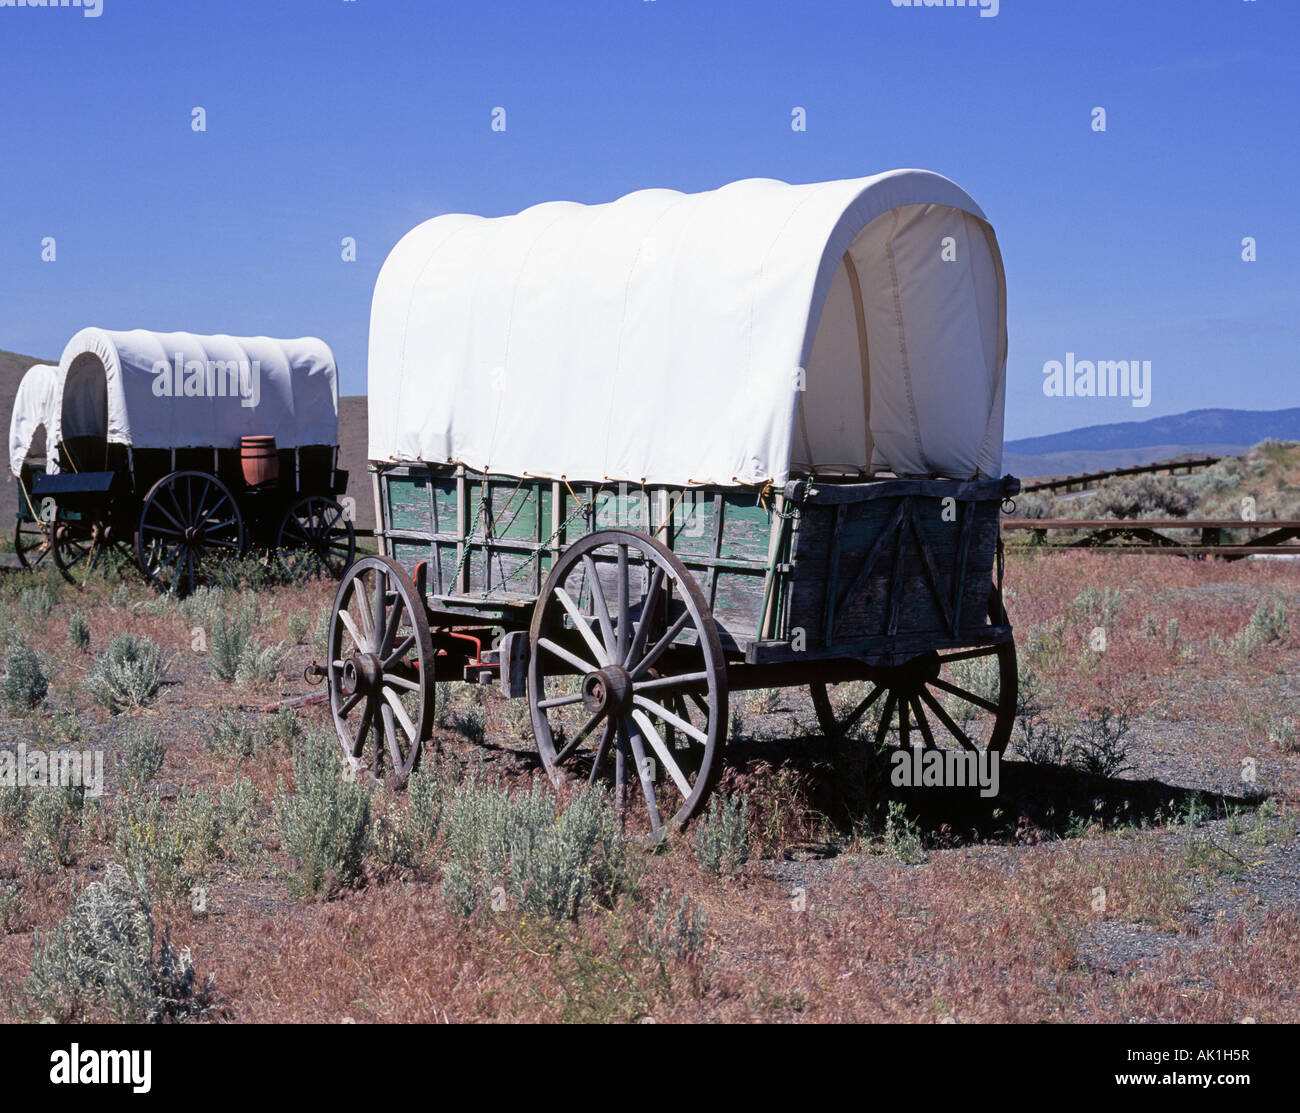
[368,171,1008,487]
[51,328,340,455]
[8,363,60,477]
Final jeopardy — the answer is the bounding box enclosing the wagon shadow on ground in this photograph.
[451,726,1260,854]
[718,732,1261,851]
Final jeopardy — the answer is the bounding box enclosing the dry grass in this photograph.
[1,488,1299,1023]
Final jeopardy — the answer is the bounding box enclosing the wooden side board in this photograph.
[374,463,1019,660]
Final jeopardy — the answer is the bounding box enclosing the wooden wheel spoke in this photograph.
[382,634,416,670]
[930,677,1000,715]
[918,687,979,753]
[383,673,421,693]
[629,610,690,679]
[631,709,691,798]
[537,636,598,676]
[537,692,585,710]
[616,543,630,662]
[588,718,616,784]
[338,607,365,650]
[382,687,419,743]
[910,695,938,750]
[354,575,376,641]
[554,586,608,666]
[632,670,710,697]
[632,695,708,746]
[581,554,617,658]
[936,645,999,665]
[841,685,885,733]
[625,716,663,829]
[380,594,406,657]
[553,710,606,766]
[625,566,665,667]
[873,692,898,751]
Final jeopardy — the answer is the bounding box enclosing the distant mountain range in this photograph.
[1005,408,1300,478]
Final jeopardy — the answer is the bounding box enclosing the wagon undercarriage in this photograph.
[327,466,1019,840]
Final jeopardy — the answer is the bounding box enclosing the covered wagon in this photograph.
[29,328,354,590]
[329,171,1018,837]
[9,362,62,569]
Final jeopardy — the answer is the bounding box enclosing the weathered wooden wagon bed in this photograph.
[331,170,1019,838]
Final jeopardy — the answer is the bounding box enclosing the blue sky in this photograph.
[0,0,1295,439]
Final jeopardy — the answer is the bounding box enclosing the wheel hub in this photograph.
[582,665,633,716]
[341,653,382,697]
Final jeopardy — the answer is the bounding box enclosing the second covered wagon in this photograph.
[28,328,354,591]
[329,171,1018,837]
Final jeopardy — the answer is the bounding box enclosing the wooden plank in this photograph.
[822,503,847,645]
[745,624,1014,666]
[786,476,1016,504]
[827,497,908,642]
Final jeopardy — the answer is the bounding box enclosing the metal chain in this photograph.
[473,494,594,598]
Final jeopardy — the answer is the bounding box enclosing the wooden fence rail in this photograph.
[1019,455,1221,496]
[1001,518,1300,560]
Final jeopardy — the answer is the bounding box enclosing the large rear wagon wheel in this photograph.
[527,529,728,843]
[136,471,244,596]
[811,594,1018,754]
[277,495,356,581]
[327,555,435,787]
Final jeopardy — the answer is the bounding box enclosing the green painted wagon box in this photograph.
[377,463,1013,661]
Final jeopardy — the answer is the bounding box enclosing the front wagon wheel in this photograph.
[527,529,728,843]
[327,555,435,787]
[136,470,245,596]
[811,592,1018,754]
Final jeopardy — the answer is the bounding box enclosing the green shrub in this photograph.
[234,639,287,689]
[451,704,487,743]
[1269,718,1299,754]
[1071,585,1124,627]
[371,760,451,877]
[883,800,925,864]
[207,710,259,761]
[1165,617,1181,654]
[287,609,310,645]
[208,707,303,762]
[208,596,256,682]
[1087,475,1196,519]
[86,634,166,713]
[1071,707,1133,778]
[117,723,166,790]
[639,888,709,965]
[442,779,630,920]
[111,790,195,902]
[0,783,29,832]
[1,638,48,712]
[1230,601,1290,660]
[0,882,23,934]
[17,584,56,624]
[274,731,372,899]
[22,783,86,874]
[66,611,91,653]
[20,864,216,1023]
[693,793,751,877]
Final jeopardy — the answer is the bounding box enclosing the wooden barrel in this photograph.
[240,435,279,487]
